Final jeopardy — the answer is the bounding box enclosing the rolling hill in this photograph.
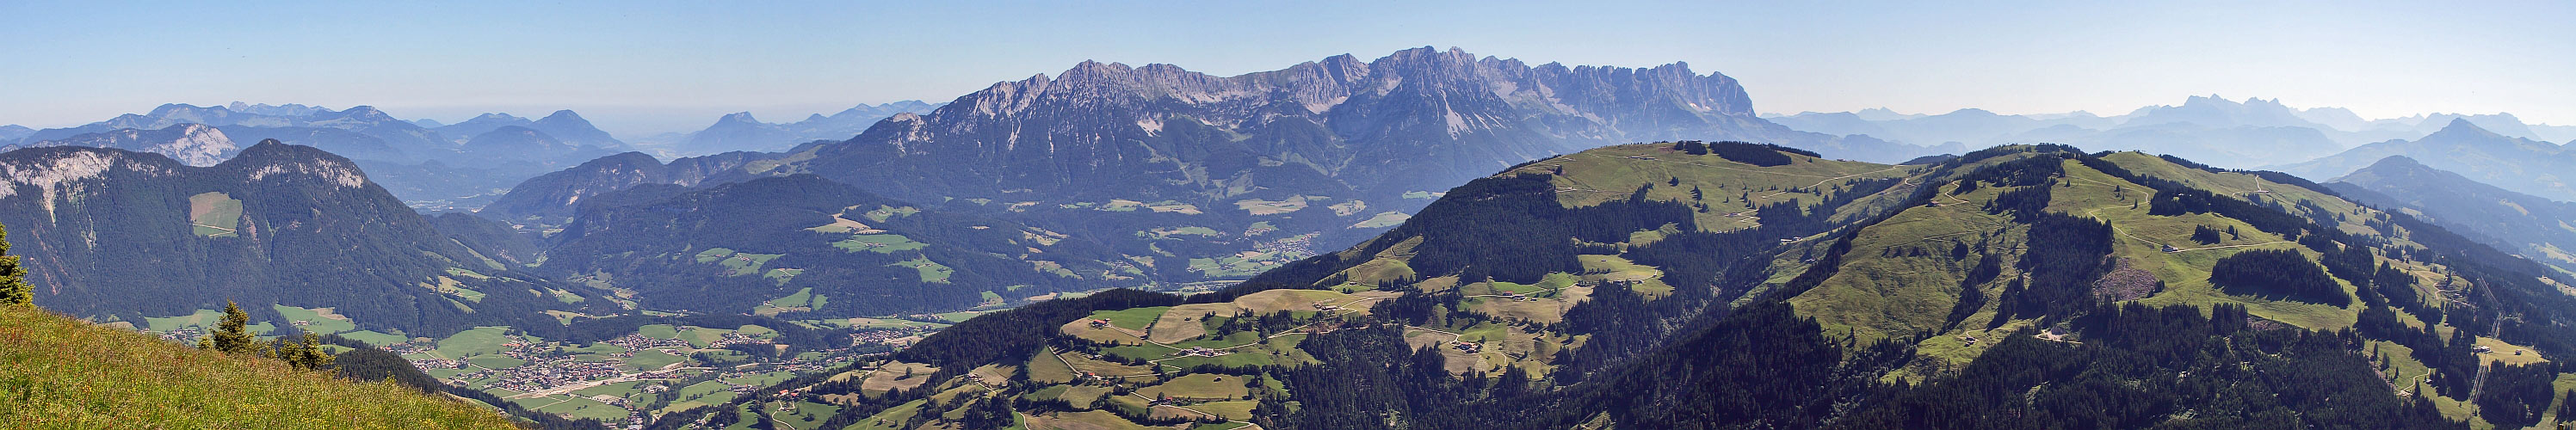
[677,141,2576,429]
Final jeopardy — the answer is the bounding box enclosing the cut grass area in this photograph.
[0,306,518,428]
[892,256,954,283]
[1028,348,1078,384]
[1136,373,1251,400]
[188,192,244,237]
[639,324,680,340]
[859,362,941,396]
[836,234,928,254]
[433,327,513,358]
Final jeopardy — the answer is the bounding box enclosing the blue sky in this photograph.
[4,1,2571,137]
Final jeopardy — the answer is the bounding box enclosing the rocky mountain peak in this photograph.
[2429,117,2498,139]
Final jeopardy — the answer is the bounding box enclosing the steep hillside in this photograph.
[2330,156,2576,273]
[692,142,2576,429]
[0,141,613,338]
[540,175,1148,316]
[0,305,517,428]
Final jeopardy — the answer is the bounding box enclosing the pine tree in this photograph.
[0,221,32,307]
[210,300,259,354]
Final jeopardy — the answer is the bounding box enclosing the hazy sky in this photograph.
[5,1,2571,137]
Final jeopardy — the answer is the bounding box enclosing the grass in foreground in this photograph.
[0,305,517,428]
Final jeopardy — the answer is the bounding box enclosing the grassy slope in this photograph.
[0,306,516,428]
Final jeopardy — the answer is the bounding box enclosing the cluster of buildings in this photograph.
[850,329,923,347]
[488,359,625,393]
[1175,347,1230,357]
[1254,233,1318,259]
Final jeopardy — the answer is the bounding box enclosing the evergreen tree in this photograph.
[0,221,30,307]
[210,300,260,354]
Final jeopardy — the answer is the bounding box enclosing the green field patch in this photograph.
[723,371,798,388]
[932,310,985,322]
[766,287,816,309]
[337,329,407,346]
[892,256,953,282]
[708,251,782,276]
[434,327,514,358]
[860,205,919,222]
[1351,211,1410,229]
[771,400,843,429]
[269,304,357,335]
[678,326,735,348]
[638,324,680,340]
[736,324,779,340]
[187,192,244,237]
[1087,306,1171,331]
[694,248,737,263]
[1134,372,1253,401]
[835,234,929,254]
[623,349,685,372]
[763,267,803,284]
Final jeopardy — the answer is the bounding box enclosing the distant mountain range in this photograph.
[2327,155,2576,273]
[8,103,633,212]
[652,101,944,155]
[2275,119,2576,201]
[1768,95,2576,168]
[9,123,239,167]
